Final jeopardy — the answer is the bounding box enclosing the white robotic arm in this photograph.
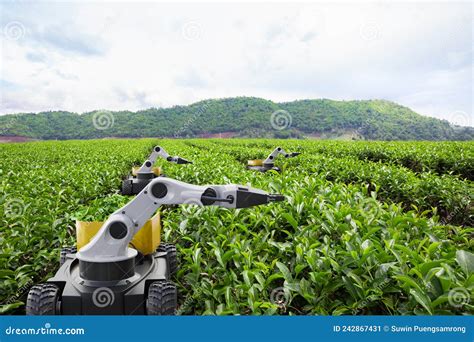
[137,146,192,174]
[77,177,284,263]
[263,147,300,165]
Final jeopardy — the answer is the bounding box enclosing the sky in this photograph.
[0,1,472,126]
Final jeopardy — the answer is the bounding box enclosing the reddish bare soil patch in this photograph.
[0,136,35,143]
[197,132,237,138]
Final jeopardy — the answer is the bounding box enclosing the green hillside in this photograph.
[0,97,472,140]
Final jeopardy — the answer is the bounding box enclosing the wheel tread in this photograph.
[157,243,178,277]
[146,281,177,315]
[26,284,60,315]
[59,246,77,266]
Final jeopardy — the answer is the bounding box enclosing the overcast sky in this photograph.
[0,1,472,126]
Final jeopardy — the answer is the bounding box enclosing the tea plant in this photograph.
[0,139,156,312]
[0,138,472,315]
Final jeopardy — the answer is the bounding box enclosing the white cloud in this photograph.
[0,1,472,126]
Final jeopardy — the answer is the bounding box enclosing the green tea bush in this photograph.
[0,139,472,315]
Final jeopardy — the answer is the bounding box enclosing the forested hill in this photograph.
[1,97,473,141]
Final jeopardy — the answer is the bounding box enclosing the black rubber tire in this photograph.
[146,281,177,315]
[60,246,77,266]
[157,243,178,277]
[26,283,60,315]
[121,179,132,195]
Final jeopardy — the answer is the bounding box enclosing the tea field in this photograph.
[0,139,473,315]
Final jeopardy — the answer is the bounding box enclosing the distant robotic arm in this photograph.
[263,147,300,165]
[77,177,284,263]
[137,146,192,174]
